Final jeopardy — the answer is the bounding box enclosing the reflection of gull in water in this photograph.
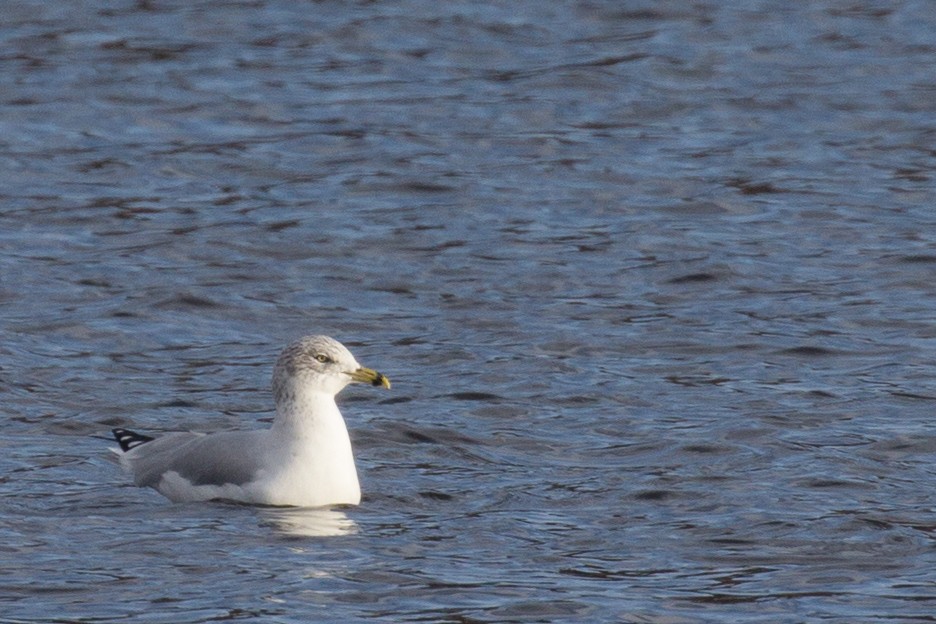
[259,507,358,537]
[111,335,390,507]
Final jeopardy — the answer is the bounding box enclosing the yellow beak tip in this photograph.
[351,367,391,389]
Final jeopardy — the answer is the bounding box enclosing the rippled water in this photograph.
[3,1,936,622]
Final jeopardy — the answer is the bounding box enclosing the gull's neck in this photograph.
[272,389,347,437]
[269,386,361,506]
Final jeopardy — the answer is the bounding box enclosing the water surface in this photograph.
[2,1,936,622]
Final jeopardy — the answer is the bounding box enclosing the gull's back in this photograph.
[117,430,268,502]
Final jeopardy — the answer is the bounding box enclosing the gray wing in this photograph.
[122,430,266,489]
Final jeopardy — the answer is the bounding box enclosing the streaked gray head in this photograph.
[271,335,390,407]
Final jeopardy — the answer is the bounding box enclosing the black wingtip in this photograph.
[112,428,155,452]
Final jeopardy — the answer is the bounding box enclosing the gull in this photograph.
[111,335,390,507]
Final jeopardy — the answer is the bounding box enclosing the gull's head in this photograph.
[272,335,390,405]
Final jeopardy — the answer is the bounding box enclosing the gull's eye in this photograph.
[314,354,333,364]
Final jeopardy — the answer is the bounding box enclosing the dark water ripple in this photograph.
[2,1,936,622]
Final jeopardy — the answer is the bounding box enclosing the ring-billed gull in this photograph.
[111,335,390,507]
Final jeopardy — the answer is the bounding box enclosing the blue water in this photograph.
[3,1,936,622]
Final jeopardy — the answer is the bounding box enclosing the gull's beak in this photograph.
[348,366,391,389]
